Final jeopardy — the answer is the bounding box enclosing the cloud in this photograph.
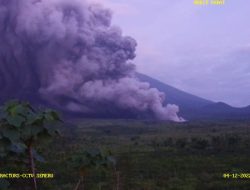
[0,0,183,121]
[87,0,138,16]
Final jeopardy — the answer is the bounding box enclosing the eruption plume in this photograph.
[0,0,183,121]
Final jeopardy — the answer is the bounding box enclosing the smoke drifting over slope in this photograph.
[0,0,183,121]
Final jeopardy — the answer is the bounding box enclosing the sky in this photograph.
[90,0,250,107]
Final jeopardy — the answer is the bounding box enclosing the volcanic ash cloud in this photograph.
[0,0,184,121]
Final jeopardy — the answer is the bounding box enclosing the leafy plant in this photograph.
[71,148,116,190]
[0,100,62,190]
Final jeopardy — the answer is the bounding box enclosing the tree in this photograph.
[0,100,62,190]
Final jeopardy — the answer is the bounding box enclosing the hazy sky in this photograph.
[91,0,250,107]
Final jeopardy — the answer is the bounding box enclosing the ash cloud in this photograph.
[0,0,183,121]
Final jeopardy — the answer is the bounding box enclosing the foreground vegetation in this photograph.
[2,114,250,189]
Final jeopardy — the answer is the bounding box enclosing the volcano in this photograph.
[137,73,250,121]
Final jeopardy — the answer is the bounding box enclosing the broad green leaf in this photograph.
[6,115,25,128]
[11,104,28,116]
[20,124,43,140]
[49,110,61,121]
[4,100,18,112]
[26,114,44,126]
[0,100,61,164]
[2,128,20,142]
[44,110,62,122]
[43,122,61,136]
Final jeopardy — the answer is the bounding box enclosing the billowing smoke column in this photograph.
[0,0,183,121]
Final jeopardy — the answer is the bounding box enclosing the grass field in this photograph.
[3,119,250,190]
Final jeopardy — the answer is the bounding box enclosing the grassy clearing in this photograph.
[3,119,250,189]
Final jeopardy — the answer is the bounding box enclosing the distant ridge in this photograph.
[136,73,213,109]
[136,73,250,120]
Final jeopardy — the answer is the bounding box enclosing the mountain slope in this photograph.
[197,102,250,120]
[136,73,250,120]
[136,73,213,109]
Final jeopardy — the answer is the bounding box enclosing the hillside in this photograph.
[136,73,213,109]
[136,73,250,120]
